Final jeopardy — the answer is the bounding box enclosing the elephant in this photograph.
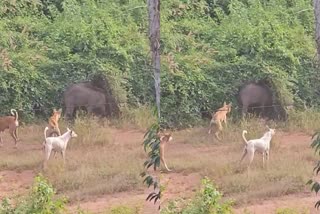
[237,82,274,119]
[63,82,108,120]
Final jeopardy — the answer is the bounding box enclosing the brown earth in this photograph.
[0,128,319,214]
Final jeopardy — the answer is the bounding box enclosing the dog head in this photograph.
[52,108,62,119]
[266,125,276,135]
[67,128,78,138]
[222,102,232,113]
[159,132,173,142]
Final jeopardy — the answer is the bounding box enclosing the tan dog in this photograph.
[208,102,232,140]
[48,108,62,137]
[0,109,19,147]
[159,132,173,172]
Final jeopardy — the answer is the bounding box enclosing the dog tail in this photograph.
[44,127,49,140]
[242,130,249,144]
[10,109,18,121]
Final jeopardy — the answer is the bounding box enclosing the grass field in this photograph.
[1,108,320,213]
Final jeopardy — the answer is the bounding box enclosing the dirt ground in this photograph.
[160,130,320,214]
[0,127,159,214]
[0,127,319,214]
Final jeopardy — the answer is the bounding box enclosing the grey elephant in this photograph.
[237,81,289,120]
[63,82,106,120]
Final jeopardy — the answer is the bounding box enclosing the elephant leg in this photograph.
[242,104,248,119]
[65,106,75,122]
[86,105,97,118]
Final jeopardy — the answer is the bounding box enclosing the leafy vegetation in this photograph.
[0,174,66,214]
[141,121,161,207]
[0,0,318,127]
[308,132,320,209]
[161,177,233,214]
[0,0,149,121]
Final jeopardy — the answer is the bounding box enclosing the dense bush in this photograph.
[160,0,317,126]
[0,0,318,127]
[0,0,149,121]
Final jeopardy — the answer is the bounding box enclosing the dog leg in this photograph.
[266,150,270,169]
[43,148,52,169]
[208,120,213,134]
[53,151,58,159]
[62,150,66,167]
[215,131,222,141]
[262,153,265,168]
[247,152,254,175]
[240,148,247,163]
[161,159,172,172]
[14,129,19,142]
[9,129,18,148]
[0,133,3,147]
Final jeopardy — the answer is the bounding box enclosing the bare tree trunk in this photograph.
[315,0,320,61]
[148,0,161,118]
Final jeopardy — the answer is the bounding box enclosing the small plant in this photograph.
[141,121,161,207]
[308,132,320,209]
[105,205,140,214]
[276,207,309,214]
[161,177,233,214]
[0,174,66,214]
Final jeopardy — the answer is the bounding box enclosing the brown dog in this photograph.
[47,108,62,137]
[208,102,232,140]
[0,109,19,147]
[159,132,173,172]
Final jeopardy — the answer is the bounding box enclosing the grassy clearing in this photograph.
[162,110,319,208]
[0,117,148,204]
[111,105,156,131]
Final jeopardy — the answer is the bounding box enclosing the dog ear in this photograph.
[53,108,57,113]
[67,127,70,131]
[223,101,226,106]
[58,108,62,113]
[266,125,270,130]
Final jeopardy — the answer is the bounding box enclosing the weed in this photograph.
[161,177,233,214]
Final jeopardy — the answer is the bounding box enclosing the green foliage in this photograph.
[308,132,320,209]
[161,177,233,214]
[141,121,161,206]
[0,174,66,214]
[0,0,149,121]
[0,0,318,127]
[160,0,316,127]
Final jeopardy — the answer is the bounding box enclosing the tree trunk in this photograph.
[315,0,320,61]
[148,0,161,118]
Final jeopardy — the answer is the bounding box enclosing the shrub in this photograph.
[161,177,233,214]
[0,174,66,214]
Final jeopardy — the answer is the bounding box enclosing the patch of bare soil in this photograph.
[233,192,318,214]
[0,170,34,200]
[161,172,202,205]
[0,127,158,213]
[161,130,319,213]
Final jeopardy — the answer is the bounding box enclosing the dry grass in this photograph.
[0,117,147,203]
[163,112,319,207]
[111,105,156,131]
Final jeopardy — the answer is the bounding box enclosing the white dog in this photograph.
[43,126,78,168]
[240,126,275,171]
